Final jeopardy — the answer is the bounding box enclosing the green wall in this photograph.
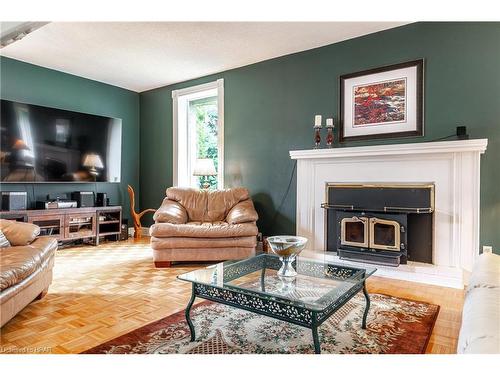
[139,22,500,252]
[1,23,498,251]
[0,57,140,221]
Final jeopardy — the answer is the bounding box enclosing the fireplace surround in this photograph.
[290,139,488,288]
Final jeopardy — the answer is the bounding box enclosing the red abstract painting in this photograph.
[353,79,406,126]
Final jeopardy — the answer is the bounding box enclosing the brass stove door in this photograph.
[340,216,369,248]
[369,218,400,251]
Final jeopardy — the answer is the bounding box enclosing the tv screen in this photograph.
[0,100,122,183]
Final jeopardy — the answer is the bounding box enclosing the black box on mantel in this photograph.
[71,191,95,208]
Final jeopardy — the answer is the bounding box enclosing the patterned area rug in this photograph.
[84,293,439,354]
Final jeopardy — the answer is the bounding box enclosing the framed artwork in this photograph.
[339,59,424,142]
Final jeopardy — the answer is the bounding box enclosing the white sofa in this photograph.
[457,252,500,354]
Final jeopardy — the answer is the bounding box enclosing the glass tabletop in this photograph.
[178,254,376,312]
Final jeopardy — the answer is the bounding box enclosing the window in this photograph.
[172,79,224,189]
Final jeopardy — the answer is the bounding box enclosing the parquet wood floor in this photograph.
[0,238,463,354]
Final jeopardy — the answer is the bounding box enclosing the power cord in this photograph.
[430,126,469,142]
[271,160,297,226]
[429,134,457,142]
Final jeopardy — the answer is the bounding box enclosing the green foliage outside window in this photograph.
[189,96,218,189]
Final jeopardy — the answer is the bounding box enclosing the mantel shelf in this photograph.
[290,139,488,160]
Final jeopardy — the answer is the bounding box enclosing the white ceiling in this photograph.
[1,22,27,37]
[0,22,408,92]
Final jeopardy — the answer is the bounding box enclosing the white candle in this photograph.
[326,118,334,126]
[314,115,322,127]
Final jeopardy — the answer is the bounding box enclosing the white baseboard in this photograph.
[127,227,150,237]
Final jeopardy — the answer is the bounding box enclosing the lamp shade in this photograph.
[13,139,30,150]
[83,153,104,169]
[193,158,217,176]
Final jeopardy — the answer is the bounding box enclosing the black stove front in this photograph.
[323,184,434,267]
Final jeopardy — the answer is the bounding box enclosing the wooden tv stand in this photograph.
[0,206,122,246]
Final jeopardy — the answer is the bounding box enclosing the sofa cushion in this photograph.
[457,287,500,354]
[460,336,500,354]
[458,252,500,354]
[466,252,500,294]
[166,187,250,222]
[0,219,40,246]
[0,237,58,291]
[0,229,10,248]
[150,221,258,238]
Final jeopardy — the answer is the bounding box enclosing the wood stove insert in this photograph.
[322,183,434,267]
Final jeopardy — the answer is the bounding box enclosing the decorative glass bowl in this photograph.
[266,235,308,278]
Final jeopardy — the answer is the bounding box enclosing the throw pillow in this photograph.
[0,229,11,248]
[0,219,40,246]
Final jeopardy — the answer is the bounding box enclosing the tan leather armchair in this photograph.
[0,219,58,327]
[150,187,259,267]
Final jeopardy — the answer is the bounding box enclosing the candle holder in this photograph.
[313,125,322,149]
[326,124,334,148]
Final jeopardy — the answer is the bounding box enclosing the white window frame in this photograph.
[172,79,224,189]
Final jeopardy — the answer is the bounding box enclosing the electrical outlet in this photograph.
[482,245,493,254]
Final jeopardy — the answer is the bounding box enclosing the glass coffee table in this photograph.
[177,254,376,354]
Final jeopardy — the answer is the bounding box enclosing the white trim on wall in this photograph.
[172,78,224,188]
[217,79,225,190]
[172,88,179,187]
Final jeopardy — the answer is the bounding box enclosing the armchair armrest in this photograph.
[226,199,259,224]
[153,198,188,224]
[0,219,40,246]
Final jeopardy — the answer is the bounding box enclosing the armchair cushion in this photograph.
[166,188,207,222]
[166,187,251,222]
[153,198,188,224]
[150,236,256,250]
[206,188,250,222]
[150,221,258,238]
[226,199,259,224]
[0,219,40,246]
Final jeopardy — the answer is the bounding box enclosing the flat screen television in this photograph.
[0,99,122,183]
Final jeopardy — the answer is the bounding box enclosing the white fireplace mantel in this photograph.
[290,139,488,288]
[290,138,488,160]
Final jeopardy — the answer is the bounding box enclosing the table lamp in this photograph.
[193,158,217,189]
[83,153,104,180]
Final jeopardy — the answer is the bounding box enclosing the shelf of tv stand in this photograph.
[0,206,122,246]
[98,220,120,224]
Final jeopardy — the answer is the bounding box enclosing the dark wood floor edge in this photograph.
[422,304,442,354]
